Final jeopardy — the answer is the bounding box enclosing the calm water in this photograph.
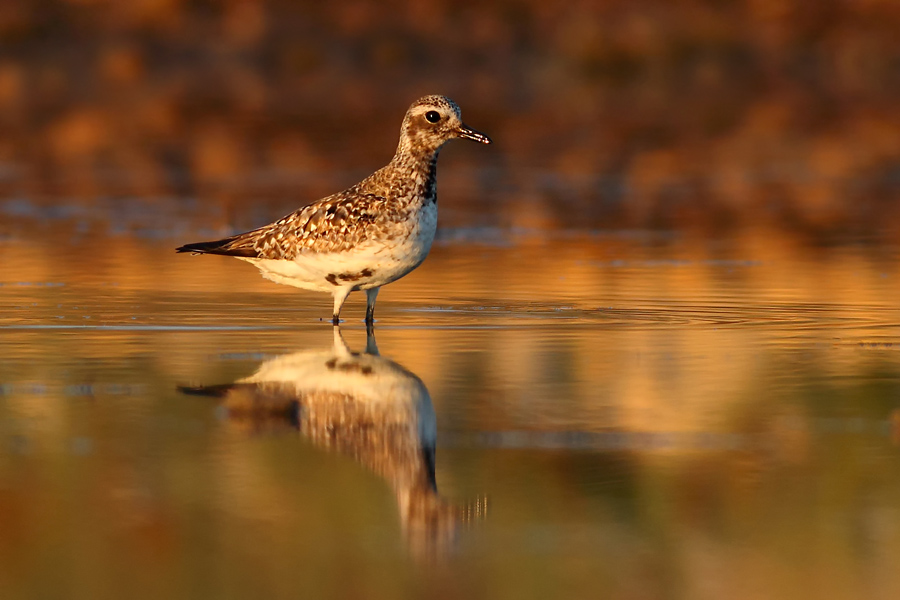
[2,2,899,596]
[1,219,900,599]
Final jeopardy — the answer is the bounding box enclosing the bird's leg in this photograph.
[365,287,380,325]
[332,288,351,325]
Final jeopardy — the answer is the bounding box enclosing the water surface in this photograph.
[1,226,899,600]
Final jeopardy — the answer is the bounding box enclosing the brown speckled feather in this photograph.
[209,156,437,259]
[224,191,392,259]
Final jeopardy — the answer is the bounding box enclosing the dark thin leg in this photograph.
[365,288,379,325]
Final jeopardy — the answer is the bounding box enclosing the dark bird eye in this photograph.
[424,111,441,123]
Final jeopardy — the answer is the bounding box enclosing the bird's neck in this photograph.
[373,145,441,205]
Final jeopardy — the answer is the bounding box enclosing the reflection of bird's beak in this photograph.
[456,123,492,144]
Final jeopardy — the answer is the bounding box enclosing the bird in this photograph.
[176,95,492,325]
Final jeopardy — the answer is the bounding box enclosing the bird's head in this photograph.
[396,95,492,157]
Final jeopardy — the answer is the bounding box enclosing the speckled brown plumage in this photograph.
[176,95,492,323]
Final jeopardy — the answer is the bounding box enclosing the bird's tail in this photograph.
[175,236,258,257]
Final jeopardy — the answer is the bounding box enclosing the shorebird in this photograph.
[176,95,492,324]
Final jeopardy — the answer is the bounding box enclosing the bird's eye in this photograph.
[424,111,441,123]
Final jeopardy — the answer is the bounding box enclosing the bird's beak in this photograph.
[456,123,492,144]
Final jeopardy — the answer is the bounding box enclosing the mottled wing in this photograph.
[179,190,388,259]
[255,191,389,257]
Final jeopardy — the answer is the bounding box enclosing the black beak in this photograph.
[456,123,492,144]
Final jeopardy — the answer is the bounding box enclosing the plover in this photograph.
[176,95,492,324]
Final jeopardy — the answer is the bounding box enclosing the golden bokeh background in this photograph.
[0,0,898,236]
[1,2,900,599]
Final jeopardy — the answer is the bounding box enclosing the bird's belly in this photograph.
[240,208,436,292]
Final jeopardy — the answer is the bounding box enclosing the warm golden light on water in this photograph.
[2,1,900,596]
[2,224,899,599]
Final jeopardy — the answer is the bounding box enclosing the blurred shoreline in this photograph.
[0,0,898,240]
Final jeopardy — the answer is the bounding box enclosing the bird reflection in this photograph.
[180,327,484,559]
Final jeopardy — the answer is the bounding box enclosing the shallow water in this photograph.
[1,224,900,600]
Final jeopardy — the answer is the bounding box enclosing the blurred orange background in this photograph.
[0,0,898,238]
[2,5,900,598]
